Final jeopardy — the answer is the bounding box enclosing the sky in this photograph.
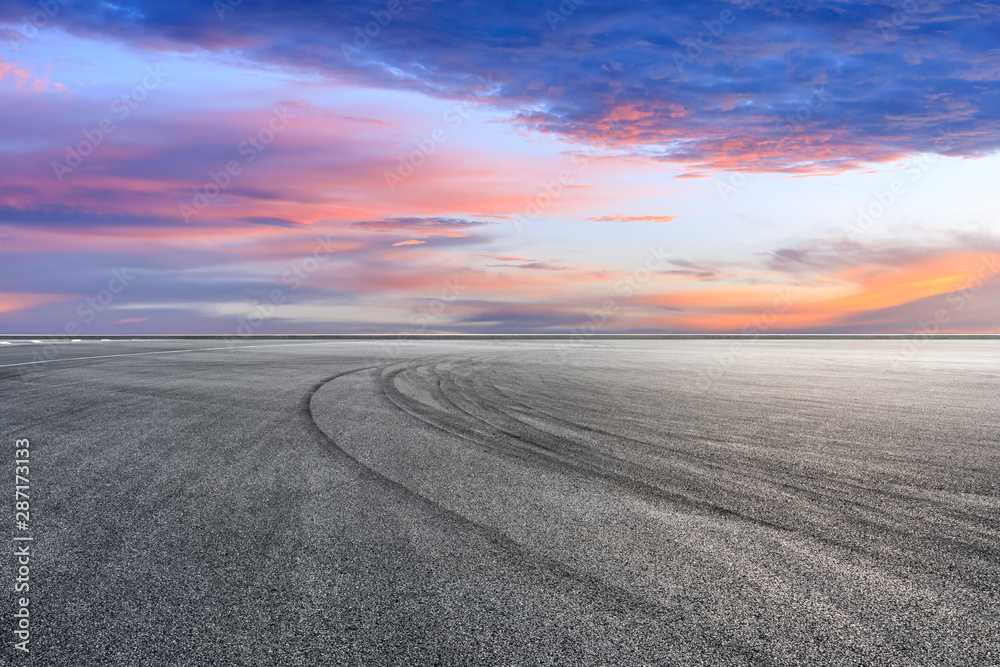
[1,0,1000,335]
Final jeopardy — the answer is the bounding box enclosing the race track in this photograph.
[1,339,998,665]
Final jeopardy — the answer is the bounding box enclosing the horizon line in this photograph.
[2,334,999,341]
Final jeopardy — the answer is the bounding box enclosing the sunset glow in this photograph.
[2,1,999,334]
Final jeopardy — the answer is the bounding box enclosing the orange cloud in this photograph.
[631,248,1000,332]
[587,215,679,223]
[0,293,67,314]
[803,251,1000,324]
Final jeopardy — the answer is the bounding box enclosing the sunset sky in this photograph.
[2,0,1000,334]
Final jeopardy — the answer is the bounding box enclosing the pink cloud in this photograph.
[586,215,679,223]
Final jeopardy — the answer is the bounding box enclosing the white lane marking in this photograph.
[71,339,82,342]
[0,342,10,345]
[0,340,368,370]
[30,340,42,343]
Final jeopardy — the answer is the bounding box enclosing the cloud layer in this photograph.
[1,1,999,335]
[4,0,1000,171]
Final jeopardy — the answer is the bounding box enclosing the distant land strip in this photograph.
[2,334,999,341]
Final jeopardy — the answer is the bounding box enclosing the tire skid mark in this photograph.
[375,354,1000,585]
[482,369,977,537]
[376,355,797,536]
[303,363,769,661]
[472,357,1000,543]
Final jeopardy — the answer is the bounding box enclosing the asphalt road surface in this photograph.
[1,339,998,665]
